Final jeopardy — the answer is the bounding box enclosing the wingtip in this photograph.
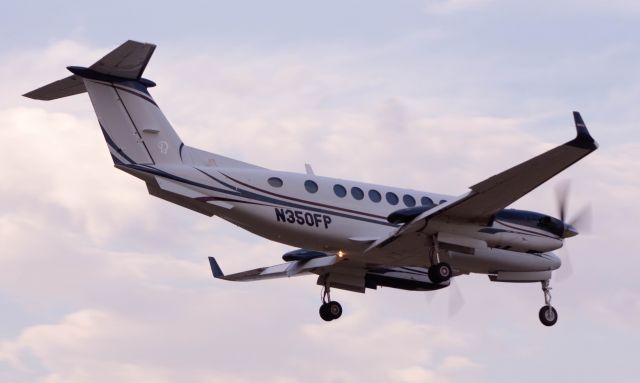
[569,111,598,150]
[572,111,585,126]
[208,257,224,278]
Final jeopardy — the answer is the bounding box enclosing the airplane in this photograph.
[24,40,598,326]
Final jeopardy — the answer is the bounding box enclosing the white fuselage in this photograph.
[144,163,562,275]
[24,40,599,325]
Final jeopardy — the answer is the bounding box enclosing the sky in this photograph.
[1,0,639,382]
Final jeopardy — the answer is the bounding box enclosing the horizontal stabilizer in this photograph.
[23,40,156,101]
[89,40,156,80]
[23,75,86,100]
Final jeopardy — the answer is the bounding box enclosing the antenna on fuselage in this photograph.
[305,163,315,175]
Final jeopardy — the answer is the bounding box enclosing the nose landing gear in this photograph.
[539,280,558,326]
[319,284,342,321]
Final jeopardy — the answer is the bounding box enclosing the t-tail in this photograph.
[24,40,183,166]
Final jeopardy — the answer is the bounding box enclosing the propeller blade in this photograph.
[448,278,465,318]
[555,246,573,282]
[555,180,571,222]
[569,204,593,233]
[424,279,465,318]
[425,290,436,304]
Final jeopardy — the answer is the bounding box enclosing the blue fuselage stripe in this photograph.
[126,165,398,227]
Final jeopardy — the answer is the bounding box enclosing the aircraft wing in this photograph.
[437,112,598,223]
[208,253,452,294]
[208,255,339,281]
[368,112,598,250]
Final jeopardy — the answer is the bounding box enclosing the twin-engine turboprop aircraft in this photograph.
[24,40,598,326]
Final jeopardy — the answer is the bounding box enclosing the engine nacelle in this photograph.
[482,229,563,253]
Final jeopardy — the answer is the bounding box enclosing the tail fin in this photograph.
[24,40,183,166]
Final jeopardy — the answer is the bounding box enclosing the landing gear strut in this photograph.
[427,234,452,284]
[539,280,558,326]
[319,283,342,321]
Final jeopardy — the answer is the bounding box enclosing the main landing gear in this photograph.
[428,262,452,283]
[319,284,342,321]
[539,280,558,326]
[427,234,452,284]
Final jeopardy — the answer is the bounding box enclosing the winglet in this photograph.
[569,111,598,150]
[208,257,225,279]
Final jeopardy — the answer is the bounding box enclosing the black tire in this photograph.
[328,301,342,320]
[319,303,333,321]
[428,262,452,283]
[539,306,558,326]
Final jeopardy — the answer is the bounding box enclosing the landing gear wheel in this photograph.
[428,262,452,283]
[539,280,558,326]
[319,303,333,321]
[539,306,558,326]
[318,301,342,321]
[319,281,343,321]
[328,301,342,320]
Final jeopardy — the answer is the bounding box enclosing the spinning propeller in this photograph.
[556,180,592,238]
[555,180,592,280]
[425,277,465,317]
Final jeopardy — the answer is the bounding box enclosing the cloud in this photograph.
[1,26,640,383]
[389,366,437,383]
[0,310,180,383]
[0,306,478,383]
[0,107,154,243]
[424,0,493,14]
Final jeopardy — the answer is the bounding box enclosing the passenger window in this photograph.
[305,180,318,193]
[421,196,434,206]
[386,192,399,205]
[439,199,447,204]
[368,189,382,203]
[403,195,416,207]
[268,177,283,188]
[351,187,364,200]
[334,184,347,198]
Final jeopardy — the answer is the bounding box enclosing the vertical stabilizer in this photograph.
[24,40,184,166]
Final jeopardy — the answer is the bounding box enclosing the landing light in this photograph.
[337,250,345,258]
